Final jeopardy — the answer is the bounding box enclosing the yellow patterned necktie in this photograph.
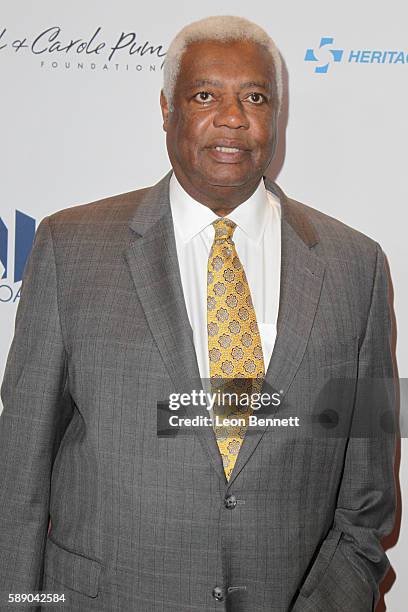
[207,217,265,481]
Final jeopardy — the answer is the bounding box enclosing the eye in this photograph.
[193,91,215,104]
[246,92,267,104]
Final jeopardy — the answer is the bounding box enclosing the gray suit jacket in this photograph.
[0,171,396,611]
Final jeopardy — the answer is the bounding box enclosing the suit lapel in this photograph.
[227,180,326,485]
[123,171,226,480]
[123,171,325,485]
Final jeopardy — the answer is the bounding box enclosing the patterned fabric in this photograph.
[207,218,265,480]
[0,172,396,610]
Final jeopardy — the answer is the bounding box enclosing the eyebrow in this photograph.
[189,79,271,90]
[239,81,270,90]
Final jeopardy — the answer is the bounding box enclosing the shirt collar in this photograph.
[169,171,269,244]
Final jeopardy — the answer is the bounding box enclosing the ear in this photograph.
[160,90,169,132]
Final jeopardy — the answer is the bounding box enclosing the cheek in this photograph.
[175,115,199,143]
[180,117,212,157]
[184,110,213,136]
[251,121,276,152]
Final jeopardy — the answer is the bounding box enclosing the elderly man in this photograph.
[0,15,396,612]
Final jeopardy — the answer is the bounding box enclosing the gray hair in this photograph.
[163,15,283,112]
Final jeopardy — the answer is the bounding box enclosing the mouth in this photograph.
[214,146,242,153]
[207,142,250,163]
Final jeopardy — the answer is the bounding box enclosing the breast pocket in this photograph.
[295,335,359,438]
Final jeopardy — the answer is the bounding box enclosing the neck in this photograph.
[172,170,263,216]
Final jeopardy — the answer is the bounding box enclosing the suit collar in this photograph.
[263,177,319,248]
[128,169,320,250]
[127,169,173,236]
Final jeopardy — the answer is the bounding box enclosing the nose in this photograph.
[213,95,250,130]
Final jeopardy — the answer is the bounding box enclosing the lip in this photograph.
[205,140,251,163]
[207,139,250,151]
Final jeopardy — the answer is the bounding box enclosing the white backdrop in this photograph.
[1,2,407,609]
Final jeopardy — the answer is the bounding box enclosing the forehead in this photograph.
[177,39,275,88]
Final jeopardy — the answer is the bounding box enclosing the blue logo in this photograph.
[0,211,36,302]
[305,37,344,73]
[305,37,408,73]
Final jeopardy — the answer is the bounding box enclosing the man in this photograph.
[0,15,396,612]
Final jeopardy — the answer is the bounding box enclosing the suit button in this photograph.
[224,494,237,509]
[212,586,225,601]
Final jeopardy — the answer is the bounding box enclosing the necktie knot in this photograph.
[212,218,236,242]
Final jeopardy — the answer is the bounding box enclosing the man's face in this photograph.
[160,39,278,201]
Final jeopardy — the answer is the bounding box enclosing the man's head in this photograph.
[160,16,283,212]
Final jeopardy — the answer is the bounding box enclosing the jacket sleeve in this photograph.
[292,243,397,612]
[0,216,73,607]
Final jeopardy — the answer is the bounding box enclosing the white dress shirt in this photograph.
[169,172,281,382]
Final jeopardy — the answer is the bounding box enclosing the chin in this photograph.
[208,178,250,188]
[199,163,248,182]
[204,170,258,189]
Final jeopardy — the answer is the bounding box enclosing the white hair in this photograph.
[163,15,283,112]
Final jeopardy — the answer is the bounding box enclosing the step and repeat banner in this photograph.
[1,1,407,609]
